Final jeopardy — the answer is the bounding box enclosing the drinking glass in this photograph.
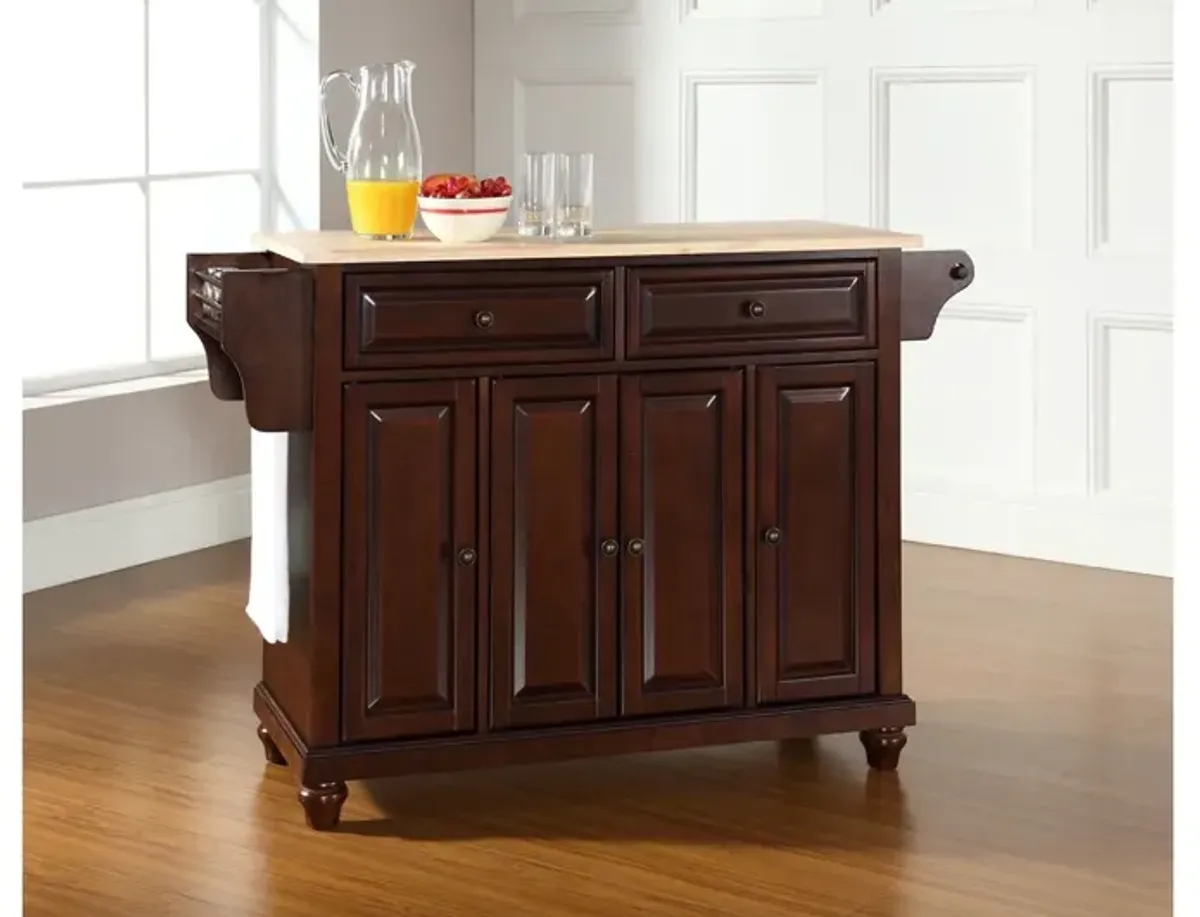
[517,152,557,237]
[555,152,594,239]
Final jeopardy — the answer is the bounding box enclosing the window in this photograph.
[20,0,272,394]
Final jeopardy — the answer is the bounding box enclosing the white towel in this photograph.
[245,430,291,643]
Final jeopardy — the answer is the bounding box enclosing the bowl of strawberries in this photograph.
[418,173,513,243]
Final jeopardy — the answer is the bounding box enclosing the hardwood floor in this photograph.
[23,542,1171,916]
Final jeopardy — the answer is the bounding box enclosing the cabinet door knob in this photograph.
[474,310,495,329]
[600,539,620,557]
[457,547,478,566]
[763,527,783,546]
[746,300,767,318]
[627,538,645,557]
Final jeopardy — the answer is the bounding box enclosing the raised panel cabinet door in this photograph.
[342,380,478,742]
[756,363,877,704]
[620,370,745,716]
[490,375,619,729]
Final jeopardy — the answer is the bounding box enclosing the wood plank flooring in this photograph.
[23,542,1171,916]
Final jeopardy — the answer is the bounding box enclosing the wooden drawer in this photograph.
[627,261,875,359]
[345,268,616,368]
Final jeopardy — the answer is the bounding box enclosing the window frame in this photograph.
[21,0,277,397]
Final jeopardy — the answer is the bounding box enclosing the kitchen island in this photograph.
[186,221,973,831]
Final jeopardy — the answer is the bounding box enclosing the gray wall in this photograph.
[23,384,251,521]
[23,0,476,523]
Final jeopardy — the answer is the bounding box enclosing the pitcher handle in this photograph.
[319,69,359,174]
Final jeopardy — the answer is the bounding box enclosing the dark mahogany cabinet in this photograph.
[489,373,619,730]
[187,234,974,831]
[755,362,876,704]
[341,380,478,742]
[619,369,745,717]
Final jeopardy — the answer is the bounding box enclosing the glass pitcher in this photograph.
[320,61,423,240]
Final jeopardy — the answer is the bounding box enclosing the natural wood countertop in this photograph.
[252,220,923,265]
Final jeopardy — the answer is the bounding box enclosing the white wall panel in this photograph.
[874,70,1034,250]
[514,0,640,25]
[875,0,1033,13]
[1089,315,1174,502]
[683,73,824,222]
[1089,67,1173,257]
[902,305,1036,496]
[683,0,824,20]
[1088,0,1171,11]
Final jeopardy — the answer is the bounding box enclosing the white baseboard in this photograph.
[23,475,251,594]
[904,489,1172,578]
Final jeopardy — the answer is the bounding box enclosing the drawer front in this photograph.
[627,261,875,359]
[346,269,616,368]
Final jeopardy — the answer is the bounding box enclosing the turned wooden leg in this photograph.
[859,726,907,771]
[298,781,348,831]
[257,724,287,766]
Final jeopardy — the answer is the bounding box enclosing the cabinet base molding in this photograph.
[254,682,916,822]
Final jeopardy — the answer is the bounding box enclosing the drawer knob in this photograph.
[474,310,495,330]
[763,527,783,546]
[746,300,767,318]
[627,538,645,557]
[600,539,620,557]
[457,547,478,566]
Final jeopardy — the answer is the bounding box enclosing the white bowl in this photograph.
[418,195,512,243]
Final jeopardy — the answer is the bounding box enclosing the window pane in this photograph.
[22,2,144,182]
[20,186,146,379]
[149,0,261,173]
[149,175,261,360]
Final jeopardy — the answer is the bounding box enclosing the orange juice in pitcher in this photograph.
[320,61,423,240]
[345,179,419,238]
